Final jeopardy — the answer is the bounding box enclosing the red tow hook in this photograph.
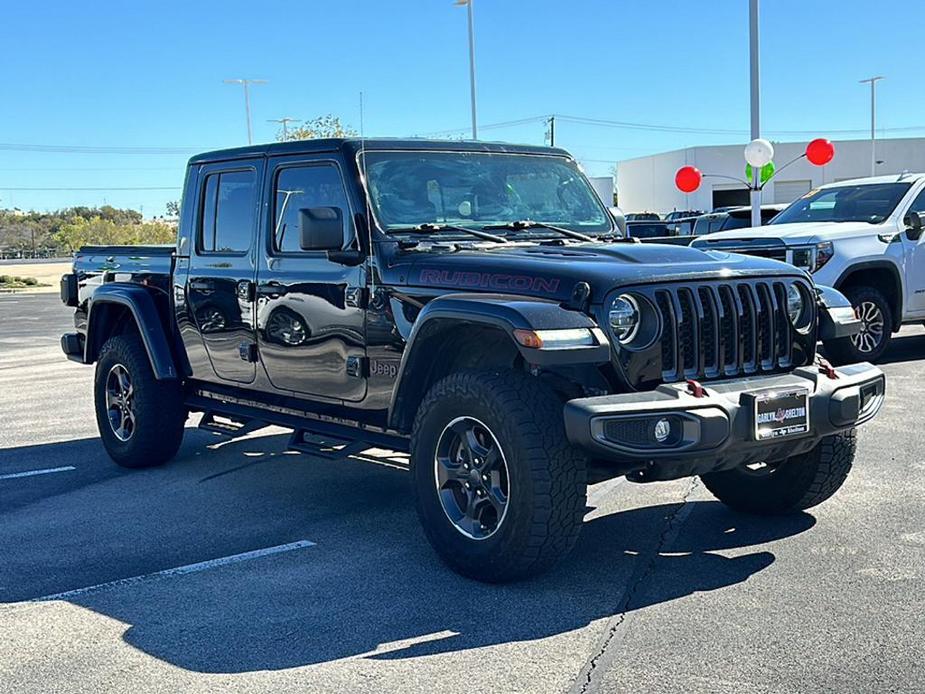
[686,379,706,398]
[816,356,839,380]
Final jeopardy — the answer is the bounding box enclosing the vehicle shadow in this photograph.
[876,329,925,365]
[23,433,813,674]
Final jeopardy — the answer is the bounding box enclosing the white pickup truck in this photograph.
[692,174,925,363]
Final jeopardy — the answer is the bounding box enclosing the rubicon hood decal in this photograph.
[418,268,561,295]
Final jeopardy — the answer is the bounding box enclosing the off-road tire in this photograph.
[700,430,856,515]
[94,333,186,468]
[411,370,587,583]
[823,286,892,364]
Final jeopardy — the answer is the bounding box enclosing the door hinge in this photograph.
[346,355,368,378]
[345,286,368,309]
[239,342,258,363]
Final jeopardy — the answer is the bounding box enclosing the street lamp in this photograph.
[859,76,884,177]
[748,0,762,229]
[268,117,300,140]
[454,0,478,140]
[224,78,268,145]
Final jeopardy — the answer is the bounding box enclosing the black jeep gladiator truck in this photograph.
[60,139,885,582]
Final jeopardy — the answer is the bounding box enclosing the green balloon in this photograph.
[746,161,775,185]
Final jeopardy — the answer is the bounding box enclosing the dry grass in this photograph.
[0,262,71,293]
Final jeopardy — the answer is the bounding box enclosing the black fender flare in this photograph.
[833,260,904,331]
[387,293,609,431]
[85,283,179,380]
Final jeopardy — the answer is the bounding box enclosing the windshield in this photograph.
[362,150,612,235]
[771,182,912,225]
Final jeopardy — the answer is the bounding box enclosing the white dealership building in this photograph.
[615,136,925,214]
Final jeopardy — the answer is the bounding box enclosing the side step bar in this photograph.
[186,392,410,457]
[198,411,266,438]
[287,429,373,461]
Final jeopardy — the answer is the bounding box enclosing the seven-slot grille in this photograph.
[651,280,800,382]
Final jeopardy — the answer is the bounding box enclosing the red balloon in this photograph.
[806,138,834,166]
[675,165,702,193]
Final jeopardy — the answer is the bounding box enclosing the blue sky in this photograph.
[2,0,922,214]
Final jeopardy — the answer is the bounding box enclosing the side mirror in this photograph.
[299,207,344,251]
[904,211,923,241]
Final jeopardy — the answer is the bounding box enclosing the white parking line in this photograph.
[33,539,316,602]
[0,466,76,480]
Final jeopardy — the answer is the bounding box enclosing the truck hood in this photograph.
[692,220,883,246]
[389,241,803,305]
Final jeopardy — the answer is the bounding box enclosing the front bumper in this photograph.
[563,362,885,481]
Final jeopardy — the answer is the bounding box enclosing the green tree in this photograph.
[165,200,180,217]
[277,115,357,141]
[55,217,176,253]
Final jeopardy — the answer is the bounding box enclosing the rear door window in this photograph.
[199,170,257,254]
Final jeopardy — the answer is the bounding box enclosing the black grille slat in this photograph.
[678,289,699,376]
[698,287,719,378]
[735,285,757,373]
[753,283,773,369]
[718,285,738,374]
[670,292,690,377]
[773,282,792,367]
[655,291,678,381]
[638,279,805,384]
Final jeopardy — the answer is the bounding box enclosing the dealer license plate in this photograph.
[753,388,810,441]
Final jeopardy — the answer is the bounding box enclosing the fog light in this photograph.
[653,417,672,443]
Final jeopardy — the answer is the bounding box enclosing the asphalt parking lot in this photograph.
[1,293,923,693]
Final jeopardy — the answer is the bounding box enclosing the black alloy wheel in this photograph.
[434,416,510,540]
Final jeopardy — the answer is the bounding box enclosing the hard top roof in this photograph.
[188,138,573,165]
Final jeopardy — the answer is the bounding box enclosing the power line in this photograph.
[0,143,206,154]
[1,186,181,191]
[417,113,925,139]
[0,166,179,172]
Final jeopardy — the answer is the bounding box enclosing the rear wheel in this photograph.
[700,430,856,515]
[823,286,892,364]
[94,333,186,468]
[411,371,587,582]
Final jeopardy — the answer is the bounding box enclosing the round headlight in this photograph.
[786,283,804,324]
[609,294,640,342]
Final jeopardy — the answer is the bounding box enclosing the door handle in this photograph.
[189,280,214,291]
[257,281,288,298]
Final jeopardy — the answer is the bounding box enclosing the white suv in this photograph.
[692,174,925,363]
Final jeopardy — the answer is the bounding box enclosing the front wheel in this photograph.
[411,371,587,583]
[94,333,186,468]
[700,430,856,515]
[823,286,892,364]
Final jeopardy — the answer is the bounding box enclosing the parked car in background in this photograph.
[625,219,671,239]
[692,175,925,363]
[625,211,661,221]
[665,209,704,222]
[693,204,788,236]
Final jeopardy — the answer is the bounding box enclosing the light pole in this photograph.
[224,78,268,144]
[748,0,762,229]
[859,76,884,177]
[454,0,478,139]
[268,117,300,140]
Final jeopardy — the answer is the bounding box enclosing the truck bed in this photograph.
[72,244,175,305]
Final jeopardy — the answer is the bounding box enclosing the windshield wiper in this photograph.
[482,219,595,242]
[398,222,509,243]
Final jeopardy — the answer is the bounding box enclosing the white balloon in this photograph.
[744,138,774,167]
